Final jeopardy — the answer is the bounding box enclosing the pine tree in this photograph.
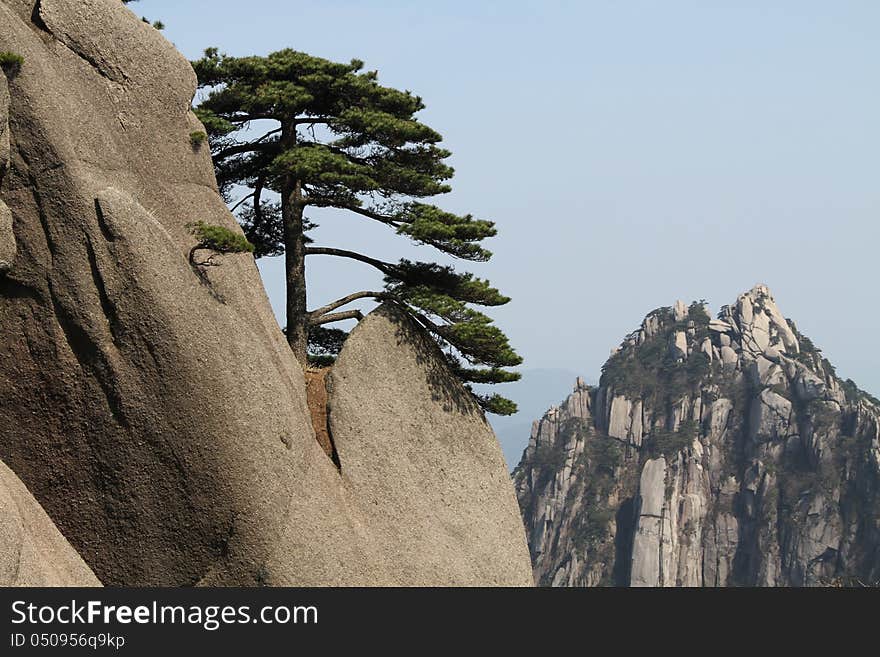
[192,48,521,414]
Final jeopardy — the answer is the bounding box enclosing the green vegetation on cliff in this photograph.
[600,304,713,401]
[0,52,23,74]
[187,221,254,265]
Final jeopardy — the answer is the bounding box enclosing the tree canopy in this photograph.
[192,48,521,414]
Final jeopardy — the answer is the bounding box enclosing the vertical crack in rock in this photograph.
[84,236,122,348]
[31,0,50,34]
[304,367,341,471]
[47,280,129,429]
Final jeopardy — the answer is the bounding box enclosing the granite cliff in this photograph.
[0,0,531,586]
[515,285,880,586]
[0,459,100,586]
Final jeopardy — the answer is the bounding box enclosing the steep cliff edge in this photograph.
[0,459,100,586]
[0,0,530,586]
[327,305,533,585]
[515,285,880,586]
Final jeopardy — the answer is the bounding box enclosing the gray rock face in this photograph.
[0,0,315,585]
[671,330,688,360]
[720,345,738,365]
[710,319,733,334]
[722,284,799,357]
[326,305,533,586]
[0,460,100,586]
[673,299,688,322]
[603,393,644,447]
[749,389,794,442]
[0,0,529,586]
[630,458,666,586]
[515,285,880,586]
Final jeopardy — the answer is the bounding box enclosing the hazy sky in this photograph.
[145,1,879,403]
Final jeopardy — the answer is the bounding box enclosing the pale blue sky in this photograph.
[142,1,879,415]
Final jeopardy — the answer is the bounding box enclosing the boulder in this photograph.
[737,285,799,355]
[709,319,733,334]
[642,313,662,338]
[607,396,632,441]
[327,305,534,586]
[606,395,643,446]
[670,330,688,359]
[748,389,794,443]
[706,398,733,441]
[0,460,100,586]
[793,367,827,402]
[701,337,713,361]
[673,299,688,322]
[748,356,785,388]
[720,345,739,366]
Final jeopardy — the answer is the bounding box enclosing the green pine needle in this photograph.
[188,221,254,254]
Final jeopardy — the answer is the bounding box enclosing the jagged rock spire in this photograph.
[515,285,880,587]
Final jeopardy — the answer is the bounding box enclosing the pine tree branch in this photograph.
[308,291,389,320]
[342,204,403,227]
[392,301,445,336]
[229,192,256,213]
[308,293,445,339]
[212,141,271,160]
[303,251,459,338]
[212,128,281,160]
[310,309,364,326]
[304,247,396,275]
[285,142,374,170]
[307,200,402,228]
[225,113,275,123]
[293,116,334,125]
[323,144,373,166]
[254,127,283,143]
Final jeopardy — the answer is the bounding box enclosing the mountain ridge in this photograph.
[514,284,880,586]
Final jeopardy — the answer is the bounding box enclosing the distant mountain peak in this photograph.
[514,285,880,587]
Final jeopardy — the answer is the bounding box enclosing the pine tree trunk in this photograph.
[281,123,308,366]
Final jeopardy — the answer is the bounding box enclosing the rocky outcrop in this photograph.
[630,458,667,587]
[0,0,530,586]
[325,305,533,585]
[515,285,880,586]
[0,460,100,586]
